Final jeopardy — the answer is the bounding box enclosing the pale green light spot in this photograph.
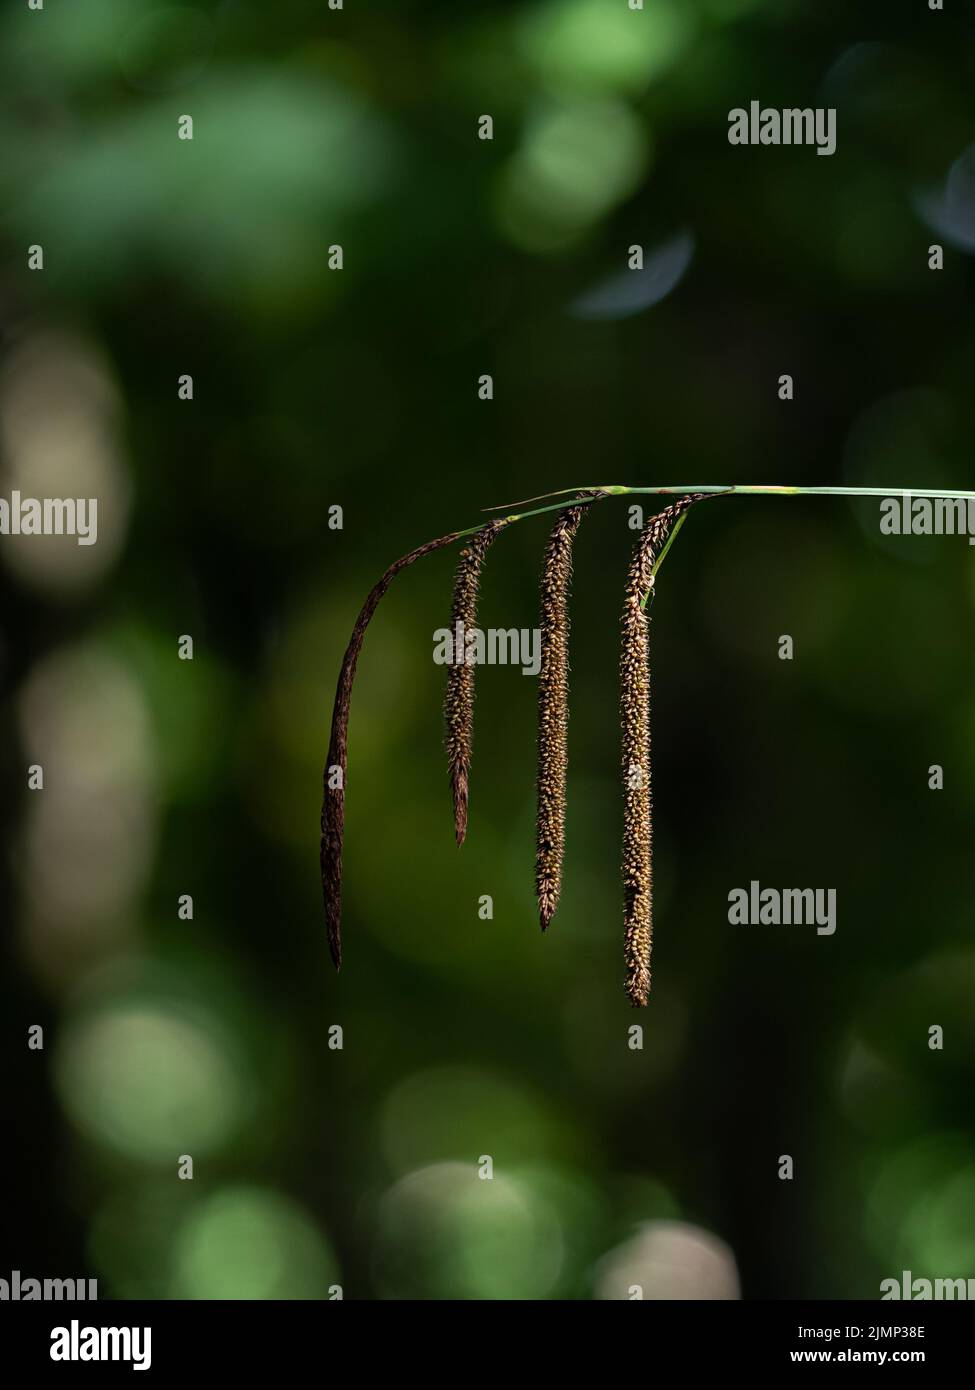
[517,0,691,95]
[379,1065,572,1174]
[495,98,650,252]
[902,1168,975,1273]
[55,1001,248,1162]
[171,1187,339,1299]
[374,1163,564,1300]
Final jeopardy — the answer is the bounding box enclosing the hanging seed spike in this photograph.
[321,531,461,971]
[620,496,703,1007]
[444,519,507,846]
[621,548,654,1008]
[536,500,596,930]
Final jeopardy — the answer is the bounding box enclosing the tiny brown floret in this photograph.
[621,497,700,1006]
[536,502,589,930]
[444,520,507,846]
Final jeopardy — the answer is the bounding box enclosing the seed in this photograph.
[536,502,590,930]
[620,498,700,1007]
[444,520,507,846]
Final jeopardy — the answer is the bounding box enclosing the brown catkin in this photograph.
[322,531,461,970]
[444,520,507,845]
[536,502,590,930]
[620,497,701,1006]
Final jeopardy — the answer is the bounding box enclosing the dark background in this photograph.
[1,0,974,1299]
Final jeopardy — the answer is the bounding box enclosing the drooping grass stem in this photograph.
[321,531,461,970]
[323,482,972,977]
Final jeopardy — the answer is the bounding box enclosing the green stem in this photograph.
[651,510,687,577]
[460,483,975,539]
[640,511,687,610]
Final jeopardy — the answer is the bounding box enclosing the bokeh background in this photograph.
[2,0,975,1300]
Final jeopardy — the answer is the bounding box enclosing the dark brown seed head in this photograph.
[321,531,461,971]
[536,503,589,930]
[620,497,699,1006]
[444,520,506,845]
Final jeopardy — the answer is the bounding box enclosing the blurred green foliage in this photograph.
[1,0,974,1299]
